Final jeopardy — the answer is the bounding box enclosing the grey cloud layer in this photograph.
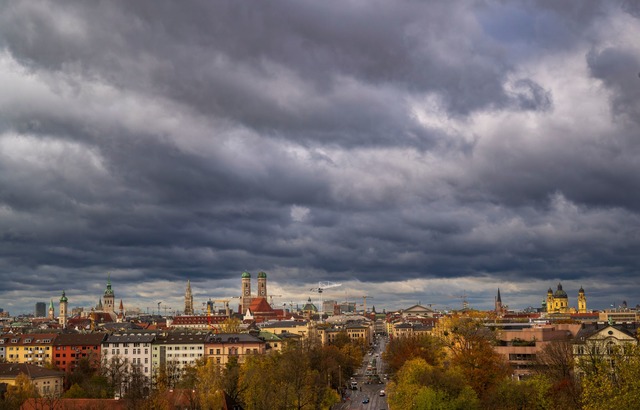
[0,0,639,312]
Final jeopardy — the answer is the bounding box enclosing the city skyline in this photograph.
[3,273,631,316]
[1,2,640,315]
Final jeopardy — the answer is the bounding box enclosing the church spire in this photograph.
[184,280,194,315]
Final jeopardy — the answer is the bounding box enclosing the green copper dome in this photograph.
[257,271,267,279]
[554,283,568,299]
[60,291,68,303]
[242,271,251,279]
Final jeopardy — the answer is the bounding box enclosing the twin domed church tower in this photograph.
[241,271,268,314]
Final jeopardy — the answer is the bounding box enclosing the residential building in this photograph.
[0,363,64,397]
[492,323,580,379]
[2,333,57,366]
[102,332,156,380]
[258,320,311,339]
[152,332,207,380]
[597,310,639,324]
[573,323,639,376]
[53,333,106,373]
[168,315,228,330]
[204,333,265,365]
[391,322,434,339]
[257,331,283,353]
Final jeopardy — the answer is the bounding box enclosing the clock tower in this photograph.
[257,271,267,298]
[241,271,252,314]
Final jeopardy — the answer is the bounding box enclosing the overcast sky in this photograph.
[1,1,640,315]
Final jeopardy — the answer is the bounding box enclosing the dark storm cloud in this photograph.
[0,0,639,313]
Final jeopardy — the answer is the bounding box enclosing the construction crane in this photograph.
[268,294,283,306]
[213,299,232,316]
[450,291,469,310]
[361,295,374,314]
[309,281,342,317]
[163,304,173,317]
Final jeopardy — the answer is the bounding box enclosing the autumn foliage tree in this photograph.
[383,333,445,375]
[387,358,480,410]
[444,316,511,401]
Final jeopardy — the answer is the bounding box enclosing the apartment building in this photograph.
[102,332,156,380]
[204,333,265,365]
[1,333,57,366]
[53,333,106,373]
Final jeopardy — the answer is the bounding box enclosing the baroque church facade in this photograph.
[544,283,587,314]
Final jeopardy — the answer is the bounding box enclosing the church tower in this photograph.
[241,271,252,313]
[184,280,194,315]
[257,271,268,298]
[578,286,587,313]
[103,274,115,313]
[48,300,55,320]
[495,289,503,314]
[59,291,68,328]
[117,300,125,322]
[546,287,554,313]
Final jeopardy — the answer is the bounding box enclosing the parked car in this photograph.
[379,390,386,396]
[362,397,370,403]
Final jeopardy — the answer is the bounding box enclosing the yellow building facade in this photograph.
[545,283,587,314]
[1,334,57,366]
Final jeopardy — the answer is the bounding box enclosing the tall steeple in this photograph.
[257,271,267,298]
[184,280,194,315]
[495,289,503,314]
[59,291,68,328]
[578,286,587,313]
[241,271,252,314]
[103,273,115,313]
[48,299,55,320]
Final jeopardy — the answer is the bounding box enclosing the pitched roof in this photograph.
[21,398,126,410]
[0,363,64,379]
[574,323,639,343]
[206,333,264,344]
[248,297,274,313]
[53,333,107,346]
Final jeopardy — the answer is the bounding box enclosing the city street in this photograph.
[333,335,389,410]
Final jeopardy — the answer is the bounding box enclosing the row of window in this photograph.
[55,346,99,350]
[104,342,149,348]
[107,348,148,355]
[0,338,52,344]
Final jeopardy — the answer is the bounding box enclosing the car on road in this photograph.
[379,390,386,396]
[362,397,370,403]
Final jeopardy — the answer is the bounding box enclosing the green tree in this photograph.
[387,358,479,410]
[483,376,553,410]
[195,359,225,409]
[218,318,242,334]
[383,333,445,375]
[580,344,640,410]
[534,339,581,409]
[62,383,87,398]
[446,317,510,402]
[4,373,38,410]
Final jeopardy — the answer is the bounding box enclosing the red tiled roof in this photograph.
[249,297,273,313]
[21,398,126,410]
